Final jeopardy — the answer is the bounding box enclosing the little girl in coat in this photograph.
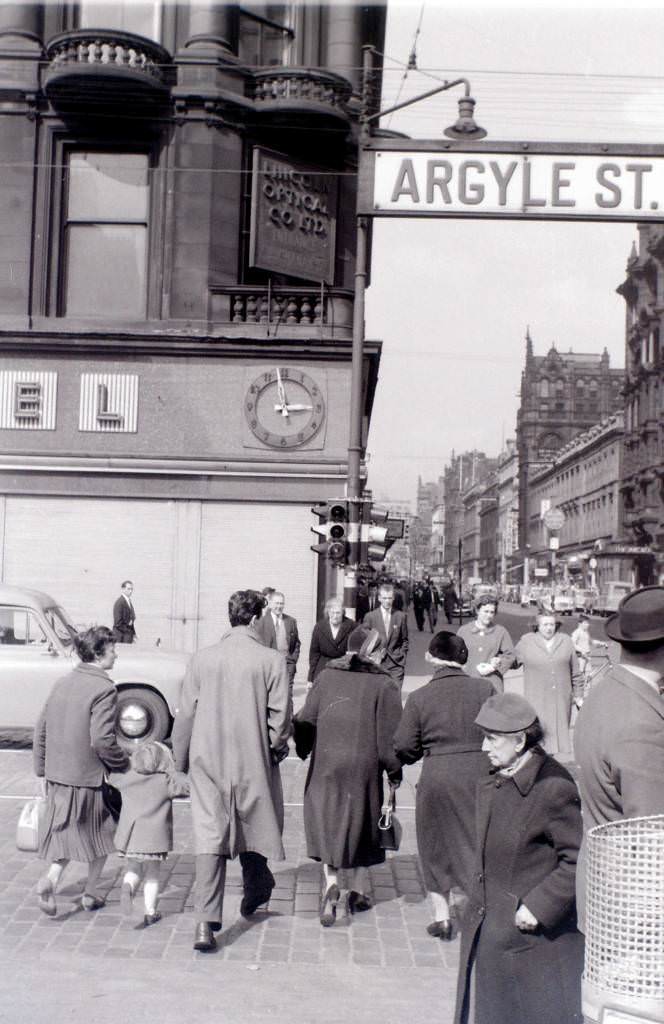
[110,741,189,926]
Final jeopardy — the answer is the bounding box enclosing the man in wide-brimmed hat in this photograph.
[574,585,664,928]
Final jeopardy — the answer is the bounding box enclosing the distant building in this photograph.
[616,226,664,584]
[496,440,519,587]
[443,450,494,571]
[528,414,630,588]
[516,331,623,561]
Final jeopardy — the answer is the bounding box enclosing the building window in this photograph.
[78,1,162,42]
[61,152,149,319]
[540,378,550,398]
[239,4,295,67]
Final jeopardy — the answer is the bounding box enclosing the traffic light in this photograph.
[310,502,349,564]
[360,505,406,564]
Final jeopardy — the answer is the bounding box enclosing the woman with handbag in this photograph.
[394,631,494,940]
[294,626,403,927]
[33,625,129,916]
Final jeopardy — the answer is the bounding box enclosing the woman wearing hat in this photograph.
[454,692,584,1024]
[294,626,403,927]
[514,611,584,756]
[393,632,494,939]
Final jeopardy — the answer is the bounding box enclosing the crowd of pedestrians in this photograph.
[31,580,664,1024]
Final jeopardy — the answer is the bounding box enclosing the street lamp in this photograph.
[344,47,488,617]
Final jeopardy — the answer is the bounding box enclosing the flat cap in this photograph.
[475,693,538,733]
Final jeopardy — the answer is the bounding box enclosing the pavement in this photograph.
[0,603,588,1023]
[0,622,461,1024]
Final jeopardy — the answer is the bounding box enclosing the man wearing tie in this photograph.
[254,591,301,701]
[362,583,408,692]
[113,580,137,644]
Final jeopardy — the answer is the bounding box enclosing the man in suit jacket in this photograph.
[254,591,301,695]
[113,580,137,644]
[574,586,664,929]
[362,582,409,691]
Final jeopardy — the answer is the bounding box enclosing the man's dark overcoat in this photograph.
[294,659,402,868]
[454,749,584,1024]
[573,663,664,927]
[393,666,494,894]
[112,595,136,643]
[253,611,301,681]
[307,615,356,682]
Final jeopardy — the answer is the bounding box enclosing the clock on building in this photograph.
[244,367,326,449]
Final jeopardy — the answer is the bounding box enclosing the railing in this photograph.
[45,29,171,86]
[213,286,353,327]
[252,67,352,116]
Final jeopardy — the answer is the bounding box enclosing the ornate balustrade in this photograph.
[212,286,353,329]
[44,29,172,109]
[252,67,352,126]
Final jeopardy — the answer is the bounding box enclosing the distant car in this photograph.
[452,593,472,619]
[596,581,633,616]
[574,588,597,613]
[553,590,574,615]
[0,584,188,746]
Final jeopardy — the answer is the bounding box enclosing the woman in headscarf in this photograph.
[294,626,403,927]
[394,631,494,939]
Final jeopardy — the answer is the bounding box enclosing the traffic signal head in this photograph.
[310,502,349,564]
[361,505,404,563]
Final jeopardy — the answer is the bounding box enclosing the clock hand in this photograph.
[275,368,288,415]
[279,403,313,412]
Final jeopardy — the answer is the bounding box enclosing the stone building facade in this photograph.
[0,1,386,652]
[515,331,624,561]
[616,225,664,583]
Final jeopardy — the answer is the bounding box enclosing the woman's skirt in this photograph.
[38,781,117,862]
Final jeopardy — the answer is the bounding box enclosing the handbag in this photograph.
[378,781,402,852]
[101,779,122,823]
[16,795,46,852]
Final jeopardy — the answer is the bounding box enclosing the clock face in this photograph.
[245,367,325,449]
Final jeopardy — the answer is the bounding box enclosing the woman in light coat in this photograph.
[514,612,584,755]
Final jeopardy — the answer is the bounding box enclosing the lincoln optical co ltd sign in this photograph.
[370,150,664,220]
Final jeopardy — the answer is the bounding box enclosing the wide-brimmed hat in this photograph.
[605,586,664,644]
[475,693,538,733]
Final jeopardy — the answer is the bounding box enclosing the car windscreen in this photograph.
[44,606,77,646]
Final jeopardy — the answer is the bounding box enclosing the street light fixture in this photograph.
[365,77,487,141]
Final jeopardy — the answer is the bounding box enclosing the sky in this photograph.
[365,2,664,505]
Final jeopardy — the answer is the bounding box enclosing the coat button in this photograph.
[495,780,502,788]
[477,873,483,883]
[477,906,485,916]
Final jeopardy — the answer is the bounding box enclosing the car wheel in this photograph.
[115,687,170,746]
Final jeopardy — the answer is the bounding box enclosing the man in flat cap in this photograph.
[574,585,664,927]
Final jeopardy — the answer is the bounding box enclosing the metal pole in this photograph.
[344,45,373,621]
[458,538,463,625]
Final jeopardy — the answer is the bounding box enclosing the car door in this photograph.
[0,605,69,728]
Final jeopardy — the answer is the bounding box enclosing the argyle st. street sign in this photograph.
[357,140,664,221]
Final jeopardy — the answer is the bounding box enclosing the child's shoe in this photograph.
[143,912,162,927]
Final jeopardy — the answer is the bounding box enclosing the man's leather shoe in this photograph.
[193,922,217,952]
[426,919,453,941]
[240,883,274,918]
[347,890,372,914]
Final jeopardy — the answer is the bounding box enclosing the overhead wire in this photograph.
[385,2,425,129]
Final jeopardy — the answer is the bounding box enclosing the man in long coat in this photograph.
[574,585,664,929]
[172,589,291,952]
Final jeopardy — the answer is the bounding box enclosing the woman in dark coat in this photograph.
[454,692,584,1024]
[307,597,356,683]
[394,631,494,939]
[33,626,130,916]
[295,626,403,927]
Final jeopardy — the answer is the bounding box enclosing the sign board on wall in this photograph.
[250,147,338,284]
[366,147,664,220]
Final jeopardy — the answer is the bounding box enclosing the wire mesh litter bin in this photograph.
[583,815,664,1023]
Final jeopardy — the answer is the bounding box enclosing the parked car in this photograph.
[452,592,472,619]
[0,584,188,746]
[596,580,633,616]
[552,588,575,615]
[573,587,598,613]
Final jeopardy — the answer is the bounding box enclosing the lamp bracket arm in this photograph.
[365,77,471,125]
